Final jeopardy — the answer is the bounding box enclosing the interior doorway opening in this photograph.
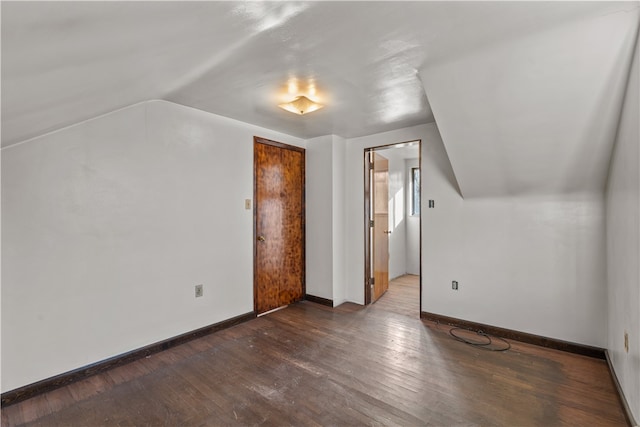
[364,140,422,315]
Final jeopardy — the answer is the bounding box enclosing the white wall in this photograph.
[305,135,334,301]
[305,134,347,305]
[405,158,420,276]
[423,193,606,347]
[0,147,3,392]
[605,31,639,422]
[0,100,303,393]
[420,123,607,348]
[345,123,607,347]
[381,148,408,280]
[331,136,347,306]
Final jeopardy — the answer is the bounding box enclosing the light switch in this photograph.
[245,199,252,210]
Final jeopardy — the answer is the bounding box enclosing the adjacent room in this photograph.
[1,1,639,425]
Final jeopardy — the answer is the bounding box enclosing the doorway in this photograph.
[253,137,305,315]
[364,141,421,314]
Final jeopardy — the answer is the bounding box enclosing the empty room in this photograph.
[1,1,639,425]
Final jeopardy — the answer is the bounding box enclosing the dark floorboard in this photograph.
[2,275,628,426]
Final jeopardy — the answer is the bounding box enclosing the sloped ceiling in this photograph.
[2,1,635,152]
[420,4,640,198]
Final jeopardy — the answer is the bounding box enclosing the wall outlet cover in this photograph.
[195,284,203,298]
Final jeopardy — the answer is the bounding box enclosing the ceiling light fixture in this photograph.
[279,95,323,115]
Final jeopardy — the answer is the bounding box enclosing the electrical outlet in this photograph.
[452,281,458,290]
[624,331,629,353]
[195,284,203,298]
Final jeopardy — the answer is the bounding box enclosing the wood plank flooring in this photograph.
[374,274,420,317]
[2,275,627,426]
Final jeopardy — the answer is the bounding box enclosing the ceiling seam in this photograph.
[1,100,157,150]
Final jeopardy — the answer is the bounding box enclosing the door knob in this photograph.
[384,230,392,234]
[257,235,266,242]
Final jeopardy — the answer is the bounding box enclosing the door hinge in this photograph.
[370,277,375,285]
[368,161,374,170]
[369,219,374,227]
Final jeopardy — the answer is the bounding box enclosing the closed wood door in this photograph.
[254,137,305,314]
[372,152,389,302]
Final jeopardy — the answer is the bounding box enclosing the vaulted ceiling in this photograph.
[2,1,638,197]
[420,3,639,197]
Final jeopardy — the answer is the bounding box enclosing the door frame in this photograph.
[253,136,306,314]
[363,140,422,312]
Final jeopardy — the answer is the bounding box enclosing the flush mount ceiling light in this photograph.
[278,95,323,115]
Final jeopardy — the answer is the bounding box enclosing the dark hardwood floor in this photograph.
[2,275,627,426]
[373,274,420,317]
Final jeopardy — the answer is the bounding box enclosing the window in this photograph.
[411,167,420,216]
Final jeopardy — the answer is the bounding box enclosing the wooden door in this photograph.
[372,152,389,302]
[254,137,305,315]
